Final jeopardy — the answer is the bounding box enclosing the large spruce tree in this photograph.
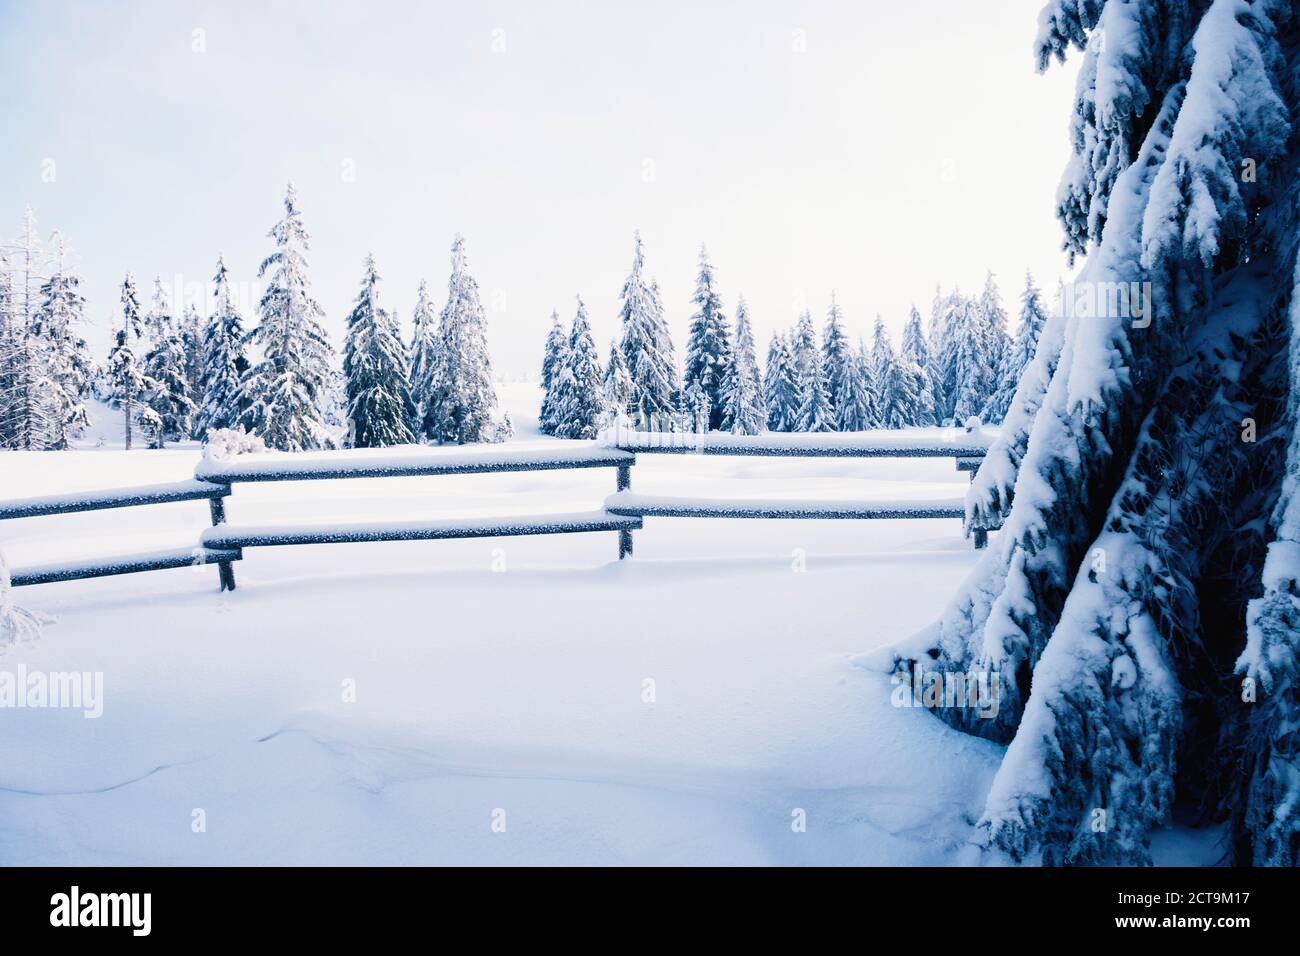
[682,245,732,430]
[883,0,1300,866]
[196,255,250,438]
[342,254,416,448]
[239,183,337,451]
[618,233,677,428]
[426,236,497,444]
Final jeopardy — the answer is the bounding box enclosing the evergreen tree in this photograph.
[722,295,765,434]
[869,317,914,429]
[342,255,416,448]
[821,294,852,420]
[180,303,204,430]
[982,272,1049,424]
[408,279,442,442]
[0,252,15,448]
[34,231,91,448]
[0,209,55,450]
[682,245,732,430]
[144,276,172,343]
[538,309,568,434]
[551,297,604,439]
[239,183,337,451]
[889,0,1299,866]
[948,271,1011,423]
[107,274,153,451]
[541,309,566,392]
[900,305,937,426]
[928,287,964,423]
[834,350,874,432]
[426,236,497,444]
[794,322,834,434]
[141,281,195,446]
[602,337,633,419]
[791,309,818,392]
[763,333,799,432]
[618,233,677,428]
[196,255,250,438]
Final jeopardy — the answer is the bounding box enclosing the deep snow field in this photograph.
[2,384,1008,865]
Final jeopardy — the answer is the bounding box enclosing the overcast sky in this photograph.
[1,0,1080,377]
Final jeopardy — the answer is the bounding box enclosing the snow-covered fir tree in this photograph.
[141,282,195,446]
[927,287,967,424]
[33,231,91,448]
[538,309,568,434]
[0,252,14,448]
[869,317,913,429]
[540,309,566,393]
[550,296,604,440]
[144,276,172,343]
[887,0,1300,866]
[794,323,834,434]
[0,209,55,450]
[106,274,153,451]
[618,233,677,428]
[342,254,415,448]
[722,294,764,434]
[763,333,799,432]
[954,272,1010,422]
[834,349,874,432]
[425,236,497,444]
[790,309,823,430]
[982,272,1049,424]
[899,305,937,426]
[239,183,337,451]
[821,295,852,422]
[179,303,204,431]
[602,337,633,419]
[682,245,732,431]
[408,279,442,442]
[195,255,250,438]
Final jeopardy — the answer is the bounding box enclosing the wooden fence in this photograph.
[2,429,991,592]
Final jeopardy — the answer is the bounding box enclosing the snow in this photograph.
[0,384,1012,865]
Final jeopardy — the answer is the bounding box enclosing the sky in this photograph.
[0,0,1081,379]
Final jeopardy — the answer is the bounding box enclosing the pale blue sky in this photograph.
[1,0,1079,376]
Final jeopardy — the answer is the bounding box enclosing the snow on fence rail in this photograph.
[604,493,966,521]
[0,479,228,520]
[1,430,991,594]
[193,444,635,482]
[603,425,996,459]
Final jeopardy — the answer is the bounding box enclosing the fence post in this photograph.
[209,493,237,590]
[616,464,633,559]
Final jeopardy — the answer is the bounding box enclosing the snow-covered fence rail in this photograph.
[194,444,641,588]
[1,479,242,589]
[603,425,994,549]
[605,427,995,459]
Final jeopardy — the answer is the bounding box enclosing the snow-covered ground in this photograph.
[0,383,1011,865]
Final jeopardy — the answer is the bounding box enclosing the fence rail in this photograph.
[2,430,989,592]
